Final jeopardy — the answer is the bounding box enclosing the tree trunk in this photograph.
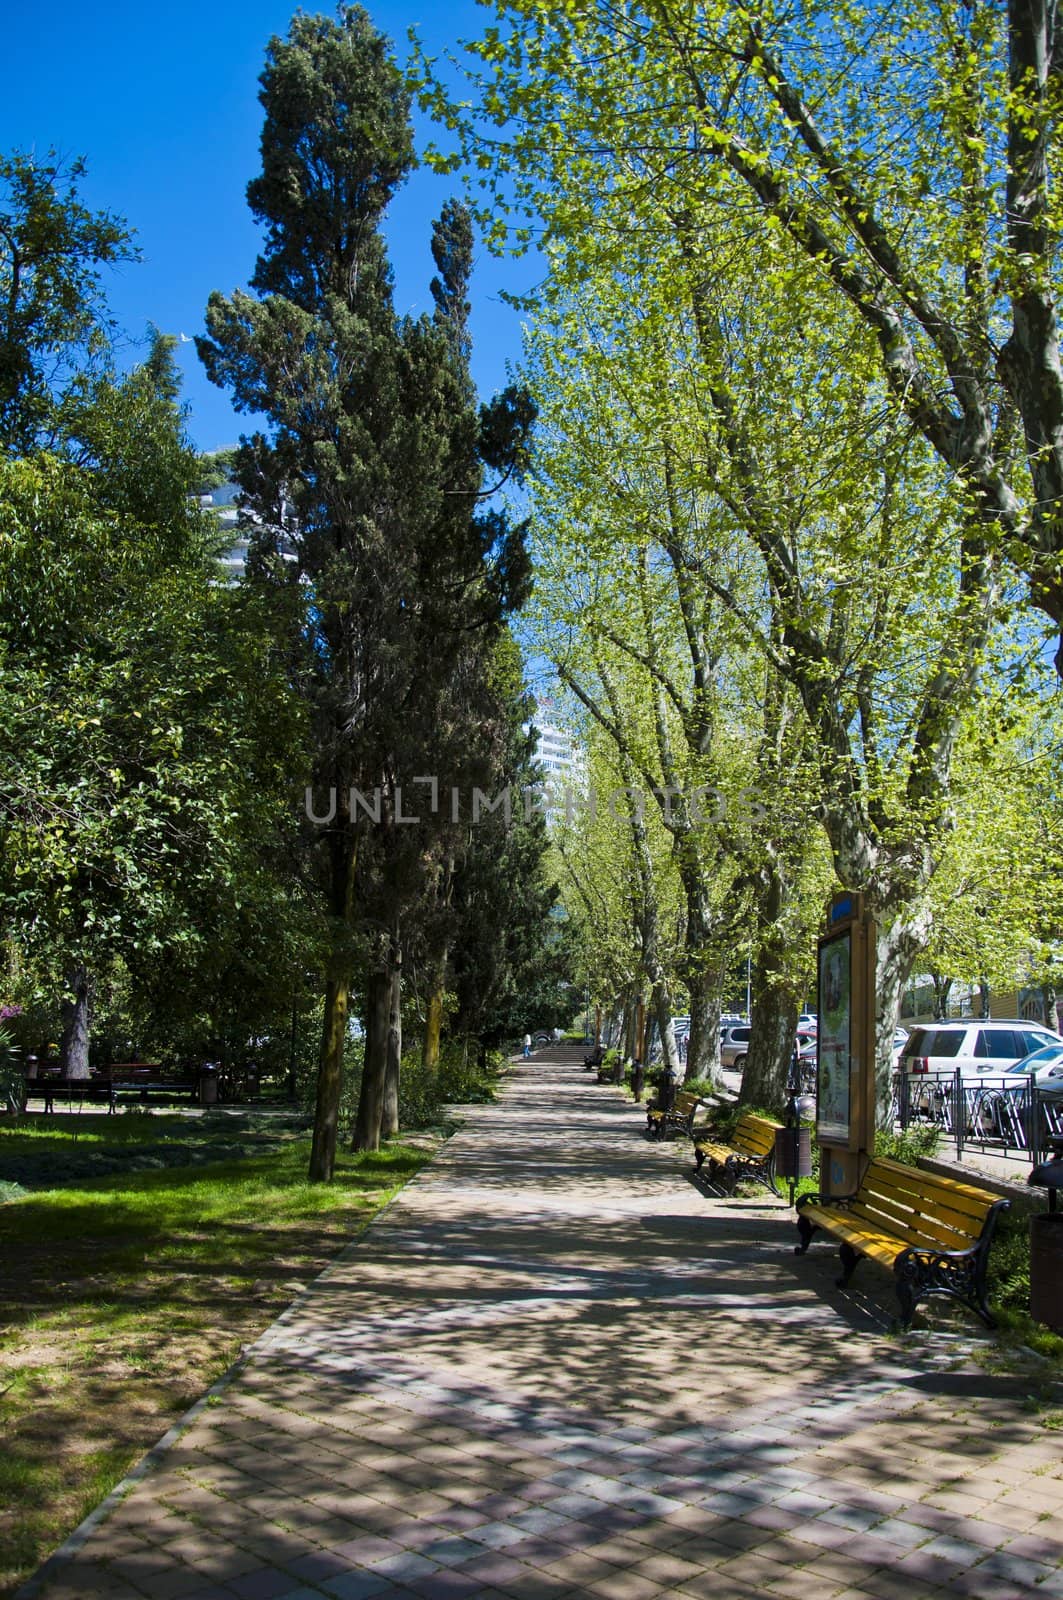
[684,964,722,1084]
[353,963,390,1152]
[309,832,357,1181]
[873,908,931,1129]
[931,971,953,1021]
[1043,981,1059,1031]
[422,958,445,1069]
[739,934,799,1116]
[739,981,796,1117]
[59,965,92,1079]
[652,983,680,1074]
[309,974,348,1181]
[382,963,402,1137]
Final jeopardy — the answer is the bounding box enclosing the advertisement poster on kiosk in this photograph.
[817,928,852,1143]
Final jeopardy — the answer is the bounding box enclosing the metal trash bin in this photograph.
[774,1125,812,1180]
[198,1064,219,1107]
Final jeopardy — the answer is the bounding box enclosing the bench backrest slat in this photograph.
[731,1114,780,1157]
[853,1158,997,1250]
[672,1092,700,1115]
[849,1196,982,1253]
[867,1161,996,1221]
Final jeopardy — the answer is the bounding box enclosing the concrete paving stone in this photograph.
[970,1547,1059,1586]
[228,1568,310,1600]
[319,1574,393,1600]
[760,1571,850,1600]
[177,1588,246,1600]
[815,1505,885,1533]
[868,1517,933,1551]
[583,1570,668,1600]
[125,1565,214,1600]
[463,1522,534,1552]
[538,1550,627,1585]
[743,1504,805,1533]
[497,1537,579,1569]
[782,1519,855,1553]
[631,1552,712,1586]
[417,1536,488,1568]
[716,1548,818,1590]
[694,1519,767,1553]
[578,1534,663,1569]
[367,1552,443,1582]
[691,1490,765,1517]
[748,1530,835,1566]
[885,1549,970,1587]
[772,1489,840,1517]
[430,1508,491,1534]
[444,1552,533,1588]
[285,1549,358,1583]
[798,1552,894,1590]
[1002,1530,1063,1565]
[329,1536,406,1566]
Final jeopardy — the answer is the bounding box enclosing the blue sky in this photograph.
[2,1,534,452]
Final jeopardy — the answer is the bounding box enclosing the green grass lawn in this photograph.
[0,1113,435,1597]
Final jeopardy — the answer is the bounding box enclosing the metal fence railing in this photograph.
[892,1070,1063,1162]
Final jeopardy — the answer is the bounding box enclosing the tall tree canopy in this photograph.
[200,6,537,1177]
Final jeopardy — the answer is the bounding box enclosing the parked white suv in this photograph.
[900,1019,1063,1082]
[720,1022,752,1068]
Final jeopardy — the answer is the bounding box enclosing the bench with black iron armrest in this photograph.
[107,1064,199,1107]
[647,1090,707,1142]
[24,1062,201,1114]
[693,1112,782,1195]
[795,1156,1009,1328]
[22,1063,115,1114]
[583,1044,605,1071]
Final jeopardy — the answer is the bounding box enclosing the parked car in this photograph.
[996,1042,1063,1086]
[720,1022,753,1068]
[900,1019,1063,1082]
[972,1059,1063,1146]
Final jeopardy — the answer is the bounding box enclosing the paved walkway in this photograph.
[26,1051,1063,1600]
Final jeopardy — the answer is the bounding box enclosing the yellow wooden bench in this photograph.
[693,1113,782,1195]
[646,1090,704,1141]
[795,1156,1009,1327]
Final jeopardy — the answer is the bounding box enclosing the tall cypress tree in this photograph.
[199,7,532,1177]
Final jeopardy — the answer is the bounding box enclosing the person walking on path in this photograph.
[522,1032,531,1058]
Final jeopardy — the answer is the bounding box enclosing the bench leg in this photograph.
[836,1241,861,1289]
[794,1212,817,1255]
[894,1257,920,1328]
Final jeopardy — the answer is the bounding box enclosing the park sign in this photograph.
[816,892,877,1198]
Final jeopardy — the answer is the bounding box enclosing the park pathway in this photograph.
[25,1049,1063,1600]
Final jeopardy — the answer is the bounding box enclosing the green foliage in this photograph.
[0,150,137,454]
[398,1043,505,1127]
[0,1024,21,1118]
[874,1125,944,1165]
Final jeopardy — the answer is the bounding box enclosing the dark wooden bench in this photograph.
[596,1056,623,1084]
[583,1045,605,1071]
[22,1064,113,1114]
[693,1113,782,1195]
[23,1063,199,1114]
[647,1090,704,1141]
[795,1156,1009,1327]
